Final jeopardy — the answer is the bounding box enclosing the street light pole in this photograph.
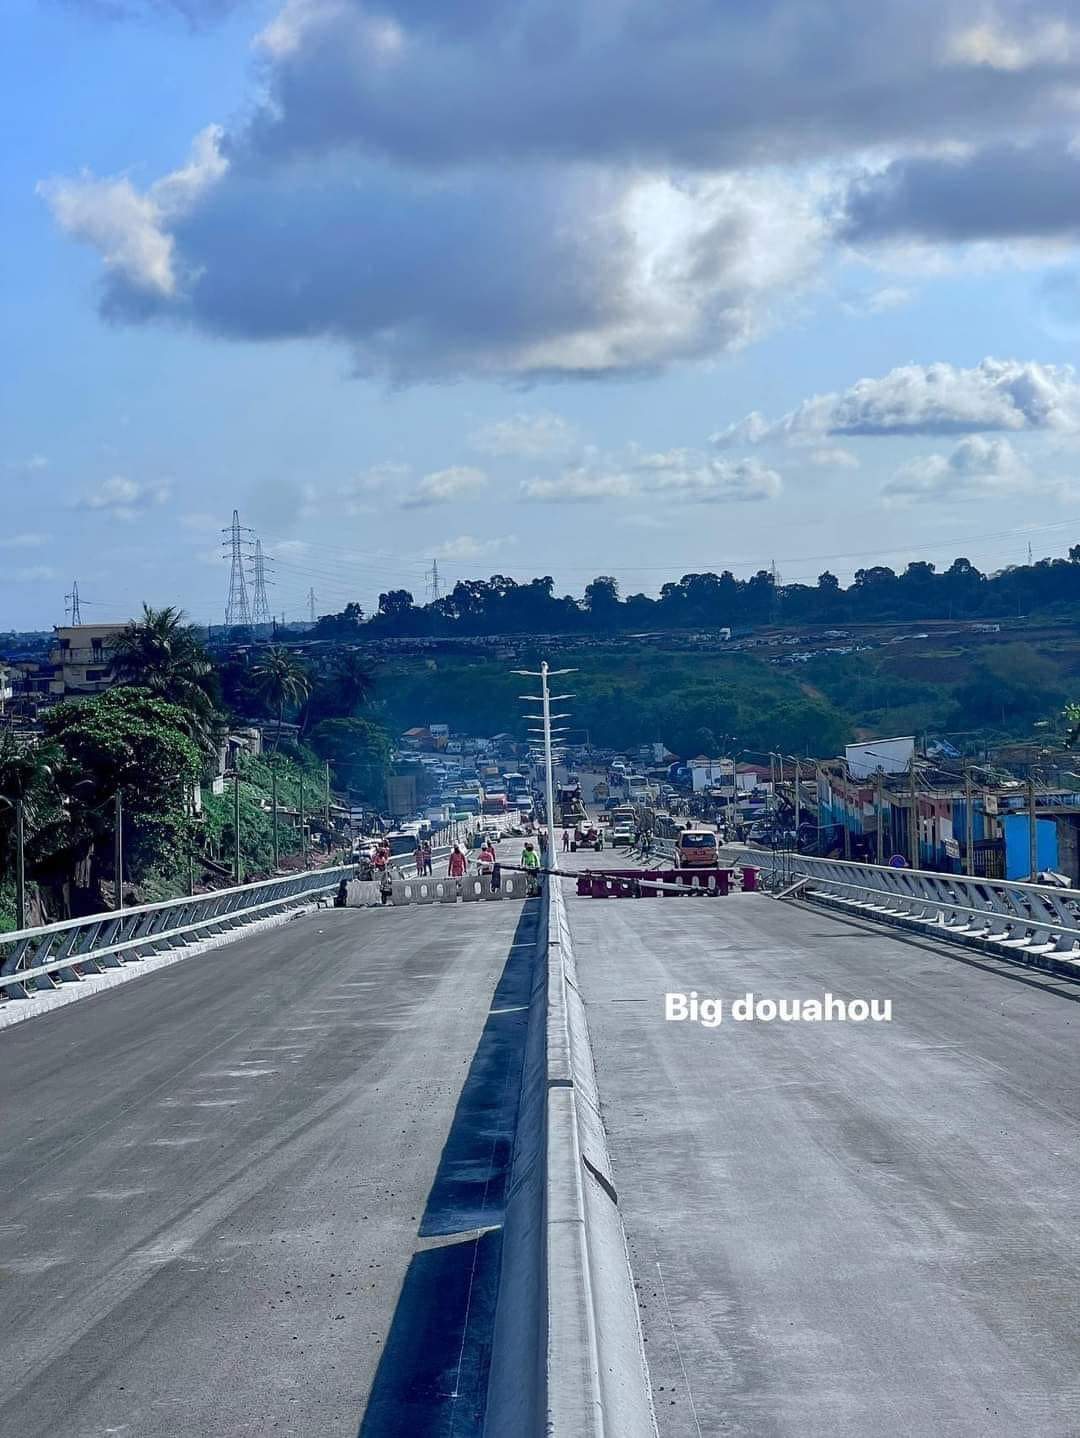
[233,769,242,884]
[964,765,975,877]
[186,783,195,897]
[114,791,124,909]
[300,775,308,868]
[514,662,577,872]
[271,766,279,872]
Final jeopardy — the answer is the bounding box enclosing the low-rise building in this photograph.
[48,624,127,698]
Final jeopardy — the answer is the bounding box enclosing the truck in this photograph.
[482,793,508,815]
[556,780,586,827]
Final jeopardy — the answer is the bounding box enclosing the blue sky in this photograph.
[4,0,1080,629]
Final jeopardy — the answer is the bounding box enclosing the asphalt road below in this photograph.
[562,859,1080,1437]
[0,889,534,1438]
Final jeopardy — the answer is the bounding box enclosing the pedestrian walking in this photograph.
[448,845,468,879]
[562,828,571,852]
[421,840,433,875]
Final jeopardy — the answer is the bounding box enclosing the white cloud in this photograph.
[944,19,1080,73]
[522,448,780,504]
[0,533,47,549]
[432,534,518,562]
[808,447,860,469]
[180,511,222,532]
[520,468,637,503]
[469,412,579,457]
[38,125,227,298]
[881,435,1063,505]
[41,142,827,380]
[401,465,488,508]
[842,286,915,316]
[266,539,311,558]
[714,358,1080,445]
[634,449,781,502]
[76,475,172,519]
[13,566,56,583]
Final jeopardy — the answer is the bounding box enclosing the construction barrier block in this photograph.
[741,866,760,892]
[436,880,459,903]
[460,877,484,902]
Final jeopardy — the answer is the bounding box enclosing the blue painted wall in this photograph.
[1001,815,1059,879]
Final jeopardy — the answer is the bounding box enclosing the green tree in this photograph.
[249,647,312,748]
[111,605,218,751]
[953,643,1064,728]
[326,649,375,715]
[42,688,202,913]
[0,733,63,929]
[308,717,390,802]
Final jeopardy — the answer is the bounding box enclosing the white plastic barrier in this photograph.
[386,870,531,904]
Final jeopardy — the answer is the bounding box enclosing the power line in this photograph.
[65,579,82,626]
[222,510,253,629]
[249,538,273,628]
[426,559,441,603]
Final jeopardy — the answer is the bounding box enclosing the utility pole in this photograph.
[300,774,308,867]
[233,769,242,884]
[271,766,279,871]
[875,772,884,865]
[114,791,124,909]
[186,783,195,897]
[843,770,851,859]
[909,754,919,869]
[14,801,25,930]
[324,760,332,840]
[793,756,801,845]
[1027,771,1038,881]
[964,766,975,877]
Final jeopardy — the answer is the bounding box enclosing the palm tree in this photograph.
[111,605,218,750]
[250,648,311,749]
[329,650,374,715]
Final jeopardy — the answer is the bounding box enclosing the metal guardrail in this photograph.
[0,827,478,1002]
[755,851,1080,961]
[0,866,357,1001]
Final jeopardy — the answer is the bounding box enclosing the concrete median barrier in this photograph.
[486,872,657,1437]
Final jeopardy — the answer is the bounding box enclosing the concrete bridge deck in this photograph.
[560,852,1080,1436]
[0,881,536,1438]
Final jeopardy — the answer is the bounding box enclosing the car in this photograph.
[612,825,634,846]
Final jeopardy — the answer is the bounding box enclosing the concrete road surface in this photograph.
[561,857,1080,1437]
[0,885,535,1438]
